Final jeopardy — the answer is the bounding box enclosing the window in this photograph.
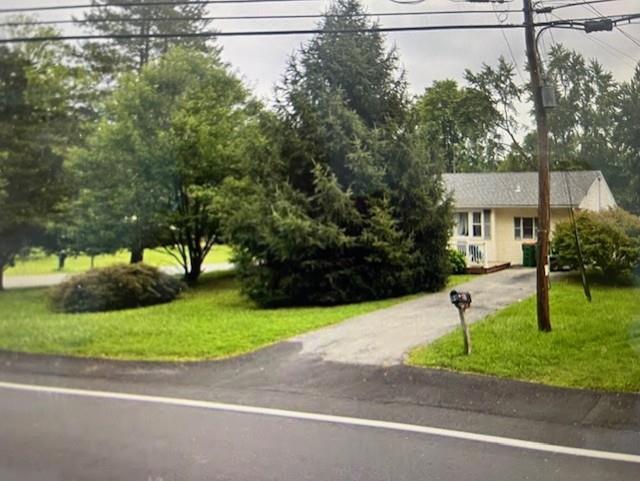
[514,217,538,240]
[457,211,489,238]
[456,212,469,236]
[483,209,491,240]
[472,212,482,237]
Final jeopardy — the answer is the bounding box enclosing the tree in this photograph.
[615,64,640,214]
[79,0,214,78]
[464,56,529,165]
[414,79,502,173]
[0,28,89,290]
[221,0,452,306]
[545,45,621,173]
[74,47,258,283]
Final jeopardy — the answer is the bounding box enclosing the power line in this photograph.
[550,12,639,67]
[0,0,321,14]
[491,2,526,82]
[578,0,640,48]
[550,0,625,11]
[0,22,536,44]
[0,8,527,28]
[5,13,636,43]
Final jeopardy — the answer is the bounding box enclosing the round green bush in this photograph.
[50,263,185,313]
[447,249,467,275]
[552,210,640,279]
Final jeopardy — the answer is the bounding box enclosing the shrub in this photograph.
[552,211,640,279]
[593,208,640,239]
[50,263,184,313]
[448,249,467,274]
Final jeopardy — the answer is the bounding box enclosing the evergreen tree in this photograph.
[79,0,214,79]
[0,31,88,289]
[615,65,640,214]
[221,0,452,306]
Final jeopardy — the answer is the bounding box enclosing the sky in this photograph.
[2,0,640,124]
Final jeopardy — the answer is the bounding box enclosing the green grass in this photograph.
[6,245,232,276]
[0,273,394,361]
[0,273,472,362]
[446,274,475,288]
[409,276,640,392]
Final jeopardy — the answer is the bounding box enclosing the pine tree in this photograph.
[221,0,452,306]
[80,0,214,78]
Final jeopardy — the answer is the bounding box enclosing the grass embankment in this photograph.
[5,246,232,276]
[0,273,471,361]
[409,276,640,392]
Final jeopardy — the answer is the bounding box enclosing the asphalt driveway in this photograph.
[295,268,539,365]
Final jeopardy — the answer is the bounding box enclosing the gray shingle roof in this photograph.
[442,171,602,208]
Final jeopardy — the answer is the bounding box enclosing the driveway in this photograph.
[296,268,538,366]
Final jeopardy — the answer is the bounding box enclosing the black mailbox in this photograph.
[450,290,472,309]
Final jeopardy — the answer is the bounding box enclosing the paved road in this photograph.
[297,268,539,365]
[1,383,638,481]
[1,348,639,481]
[3,263,234,289]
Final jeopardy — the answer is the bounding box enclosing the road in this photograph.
[1,347,639,481]
[1,383,639,481]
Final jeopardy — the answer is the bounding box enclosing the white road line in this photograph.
[1,380,639,464]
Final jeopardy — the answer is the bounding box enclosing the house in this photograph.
[443,171,617,269]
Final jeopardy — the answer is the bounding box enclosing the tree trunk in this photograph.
[57,252,67,271]
[0,266,4,291]
[130,246,144,264]
[90,255,95,269]
[184,256,203,286]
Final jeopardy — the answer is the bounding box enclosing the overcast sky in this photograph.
[4,0,640,118]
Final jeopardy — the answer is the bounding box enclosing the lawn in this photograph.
[5,245,232,276]
[0,273,472,361]
[409,276,640,392]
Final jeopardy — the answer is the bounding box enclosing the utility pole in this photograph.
[523,0,552,332]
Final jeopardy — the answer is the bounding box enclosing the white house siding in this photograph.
[450,209,497,266]
[492,207,571,266]
[578,176,617,212]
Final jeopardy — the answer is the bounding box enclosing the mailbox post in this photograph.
[450,290,472,355]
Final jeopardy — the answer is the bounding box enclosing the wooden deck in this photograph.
[467,262,511,274]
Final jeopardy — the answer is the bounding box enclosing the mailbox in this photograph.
[449,290,473,355]
[450,290,472,309]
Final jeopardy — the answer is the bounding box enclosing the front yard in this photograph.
[409,276,640,392]
[0,273,472,361]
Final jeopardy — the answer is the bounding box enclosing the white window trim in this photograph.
[514,216,538,240]
[455,211,487,239]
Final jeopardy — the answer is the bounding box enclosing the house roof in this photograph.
[442,171,603,208]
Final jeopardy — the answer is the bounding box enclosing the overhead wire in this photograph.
[0,21,535,44]
[492,1,526,82]
[0,8,528,28]
[548,0,624,10]
[578,0,640,48]
[0,0,322,14]
[549,12,638,77]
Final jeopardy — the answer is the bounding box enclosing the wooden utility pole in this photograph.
[523,0,552,332]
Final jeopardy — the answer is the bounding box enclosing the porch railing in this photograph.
[455,241,489,268]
